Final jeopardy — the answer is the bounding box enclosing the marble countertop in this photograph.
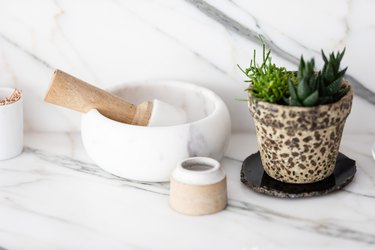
[0,132,374,249]
[0,1,374,249]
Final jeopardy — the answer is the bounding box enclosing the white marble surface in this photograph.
[0,1,374,247]
[0,0,374,133]
[0,132,374,249]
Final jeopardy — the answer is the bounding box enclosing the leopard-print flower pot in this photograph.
[248,83,353,184]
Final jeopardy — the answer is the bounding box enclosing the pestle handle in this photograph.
[44,69,152,126]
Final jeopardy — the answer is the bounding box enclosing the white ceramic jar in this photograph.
[81,80,231,182]
[0,88,23,160]
[170,157,227,215]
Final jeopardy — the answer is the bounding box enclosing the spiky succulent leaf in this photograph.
[297,57,305,80]
[337,67,347,79]
[288,79,298,100]
[299,58,315,99]
[337,48,345,64]
[318,96,332,105]
[288,57,317,106]
[297,79,311,100]
[321,50,328,64]
[302,90,319,106]
[326,78,342,96]
[289,99,302,106]
[309,74,317,90]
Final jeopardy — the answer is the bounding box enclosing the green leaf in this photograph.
[326,78,342,95]
[297,56,305,80]
[302,90,319,106]
[324,64,335,82]
[318,96,332,105]
[297,79,311,100]
[338,48,346,62]
[321,49,328,64]
[337,67,347,79]
[288,78,298,100]
[237,64,247,75]
[290,98,302,106]
[297,57,315,100]
[309,74,317,90]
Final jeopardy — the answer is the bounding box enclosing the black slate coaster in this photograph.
[240,152,356,198]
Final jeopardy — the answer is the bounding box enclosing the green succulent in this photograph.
[286,57,319,106]
[319,49,348,104]
[286,49,348,106]
[238,36,294,104]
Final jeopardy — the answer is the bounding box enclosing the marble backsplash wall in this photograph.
[0,0,374,133]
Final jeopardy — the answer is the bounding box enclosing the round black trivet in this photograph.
[240,152,356,198]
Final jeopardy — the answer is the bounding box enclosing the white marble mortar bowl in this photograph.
[81,80,231,182]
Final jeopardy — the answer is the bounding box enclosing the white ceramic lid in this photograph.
[172,157,226,186]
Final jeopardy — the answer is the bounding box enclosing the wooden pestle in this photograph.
[44,69,153,126]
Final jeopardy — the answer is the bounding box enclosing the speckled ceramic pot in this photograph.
[248,82,353,184]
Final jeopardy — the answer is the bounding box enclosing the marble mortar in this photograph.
[81,80,231,182]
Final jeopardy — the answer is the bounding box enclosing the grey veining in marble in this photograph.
[227,199,375,244]
[1,133,374,249]
[22,146,170,195]
[17,146,375,246]
[0,33,53,70]
[186,0,375,105]
[0,0,373,133]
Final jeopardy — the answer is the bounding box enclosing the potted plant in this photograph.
[238,38,353,184]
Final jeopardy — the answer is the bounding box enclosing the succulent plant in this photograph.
[286,49,348,106]
[319,49,348,104]
[286,57,318,106]
[238,36,294,104]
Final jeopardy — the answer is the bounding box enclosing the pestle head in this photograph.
[148,99,188,126]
